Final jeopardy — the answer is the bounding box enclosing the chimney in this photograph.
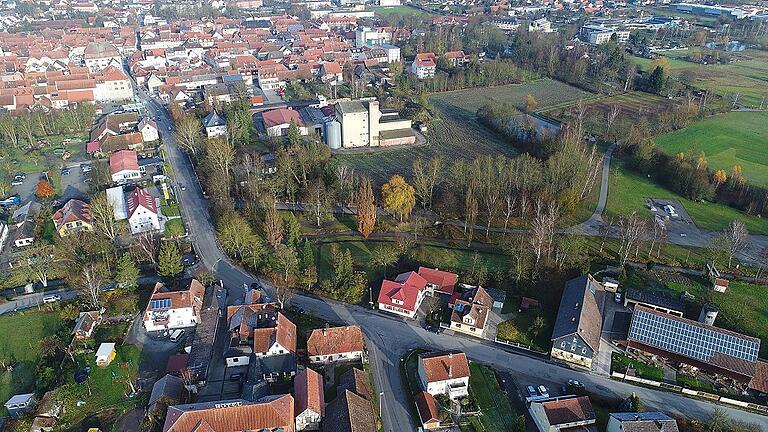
[448,364,453,378]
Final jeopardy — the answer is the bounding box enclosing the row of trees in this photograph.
[0,103,95,150]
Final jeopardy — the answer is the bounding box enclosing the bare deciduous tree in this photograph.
[133,232,160,268]
[529,199,559,265]
[412,157,443,210]
[264,202,284,247]
[174,115,203,157]
[617,212,647,265]
[79,263,105,308]
[91,192,124,241]
[720,220,750,268]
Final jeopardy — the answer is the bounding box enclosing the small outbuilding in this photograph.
[5,393,35,417]
[95,343,116,367]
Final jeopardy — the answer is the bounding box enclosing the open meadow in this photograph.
[335,79,593,183]
[370,5,435,17]
[654,111,768,188]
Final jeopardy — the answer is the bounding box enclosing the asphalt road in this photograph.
[0,288,77,315]
[139,93,768,430]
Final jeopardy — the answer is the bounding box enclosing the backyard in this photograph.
[654,111,768,188]
[611,352,665,381]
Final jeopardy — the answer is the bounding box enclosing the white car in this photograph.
[42,294,61,304]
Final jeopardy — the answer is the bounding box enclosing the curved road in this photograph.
[140,95,768,430]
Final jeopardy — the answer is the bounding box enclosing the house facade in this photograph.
[529,396,596,432]
[253,313,297,358]
[417,351,470,399]
[294,368,324,431]
[126,187,160,235]
[138,118,159,142]
[109,150,142,184]
[306,325,364,364]
[411,52,436,79]
[51,199,94,237]
[203,111,227,138]
[143,279,206,332]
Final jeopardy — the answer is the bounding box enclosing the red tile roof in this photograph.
[307,325,364,357]
[126,187,157,218]
[163,394,295,432]
[109,149,139,174]
[253,312,297,355]
[541,396,596,426]
[415,391,440,426]
[262,108,302,128]
[377,271,427,313]
[294,368,324,417]
[419,351,470,383]
[417,267,458,294]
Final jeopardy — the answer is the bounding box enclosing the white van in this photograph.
[42,294,61,304]
[169,329,185,343]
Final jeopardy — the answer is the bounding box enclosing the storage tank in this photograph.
[324,120,341,150]
[698,304,719,326]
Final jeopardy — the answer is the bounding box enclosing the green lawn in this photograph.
[677,373,716,392]
[654,112,768,188]
[0,311,66,410]
[161,203,181,217]
[606,162,768,234]
[468,363,523,432]
[164,218,185,238]
[370,5,435,17]
[611,353,665,381]
[496,310,552,352]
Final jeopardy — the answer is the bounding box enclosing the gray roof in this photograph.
[551,274,604,351]
[609,412,679,432]
[625,288,685,313]
[149,374,184,408]
[203,111,226,127]
[5,393,34,406]
[336,101,367,115]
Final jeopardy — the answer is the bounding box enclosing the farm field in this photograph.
[335,79,594,183]
[632,49,768,108]
[605,162,768,234]
[654,111,768,188]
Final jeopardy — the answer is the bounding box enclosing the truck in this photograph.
[0,195,21,207]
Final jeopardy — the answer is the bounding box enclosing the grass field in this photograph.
[467,363,522,432]
[335,79,593,184]
[654,112,768,188]
[0,311,65,413]
[370,5,435,17]
[632,49,768,109]
[606,162,768,234]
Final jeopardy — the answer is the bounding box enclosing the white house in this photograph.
[306,325,364,364]
[83,42,122,73]
[143,280,206,332]
[109,150,141,184]
[94,66,133,102]
[417,351,470,399]
[411,53,437,79]
[138,118,159,142]
[262,108,308,137]
[202,111,227,138]
[294,368,324,431]
[95,343,116,367]
[126,187,160,235]
[377,271,428,319]
[253,313,297,358]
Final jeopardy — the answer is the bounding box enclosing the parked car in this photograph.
[42,294,61,304]
[537,385,549,398]
[61,168,71,175]
[81,164,92,173]
[526,386,537,397]
[229,373,243,382]
[614,292,622,303]
[169,329,185,343]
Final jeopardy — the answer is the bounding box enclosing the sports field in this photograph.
[654,111,768,188]
[335,79,593,183]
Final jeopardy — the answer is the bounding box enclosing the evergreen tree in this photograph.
[646,66,666,94]
[158,242,184,279]
[284,212,302,248]
[115,253,139,291]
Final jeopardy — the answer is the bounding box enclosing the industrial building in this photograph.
[328,99,414,149]
[580,24,630,45]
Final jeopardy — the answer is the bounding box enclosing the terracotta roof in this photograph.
[417,267,458,293]
[715,278,730,287]
[540,396,595,426]
[262,108,302,128]
[294,368,324,417]
[414,391,439,425]
[551,274,604,351]
[323,390,376,432]
[750,361,768,393]
[126,187,157,218]
[451,286,493,330]
[52,198,92,229]
[109,149,139,174]
[253,312,296,354]
[307,325,364,357]
[418,351,470,383]
[322,61,342,74]
[163,394,295,432]
[338,367,371,400]
[377,271,427,312]
[146,279,206,311]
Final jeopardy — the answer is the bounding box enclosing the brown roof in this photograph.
[163,394,295,432]
[52,198,92,229]
[540,396,595,426]
[417,267,458,292]
[415,391,440,425]
[253,313,296,354]
[450,286,493,330]
[146,279,206,311]
[338,368,371,400]
[307,325,364,357]
[418,351,470,383]
[294,368,324,417]
[323,390,376,432]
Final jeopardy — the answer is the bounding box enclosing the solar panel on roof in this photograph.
[151,298,171,310]
[628,309,759,364]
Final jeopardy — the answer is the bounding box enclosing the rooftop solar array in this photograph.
[150,298,172,310]
[629,308,759,364]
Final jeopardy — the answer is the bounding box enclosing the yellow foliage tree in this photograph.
[713,170,727,188]
[525,94,537,112]
[381,175,415,222]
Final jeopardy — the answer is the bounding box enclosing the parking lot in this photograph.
[646,198,703,239]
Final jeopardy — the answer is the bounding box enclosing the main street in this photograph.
[140,93,768,430]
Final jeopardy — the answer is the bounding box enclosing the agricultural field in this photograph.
[335,79,594,184]
[632,49,768,109]
[605,162,768,234]
[544,92,678,137]
[654,111,768,188]
[370,5,435,17]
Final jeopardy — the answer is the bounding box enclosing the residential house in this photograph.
[225,301,278,367]
[306,325,364,364]
[338,368,371,400]
[418,267,458,295]
[12,201,40,247]
[449,286,493,338]
[202,111,227,138]
[109,149,141,184]
[411,52,436,79]
[415,391,441,430]
[294,368,324,431]
[163,394,295,432]
[262,108,308,137]
[529,396,597,432]
[72,311,101,340]
[321,62,343,84]
[377,271,429,319]
[96,343,116,367]
[51,199,94,237]
[5,393,35,418]
[323,390,376,432]
[443,51,469,67]
[253,312,297,358]
[417,351,470,399]
[143,279,206,332]
[126,187,160,235]
[138,118,159,142]
[607,412,679,432]
[550,274,604,369]
[84,42,122,73]
[149,374,185,416]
